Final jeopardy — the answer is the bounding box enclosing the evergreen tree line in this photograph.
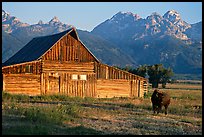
[118,64,174,88]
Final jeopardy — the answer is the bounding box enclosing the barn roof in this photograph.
[3,27,99,66]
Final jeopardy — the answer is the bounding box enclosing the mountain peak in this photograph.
[111,11,141,22]
[2,10,10,21]
[119,11,140,19]
[146,12,163,25]
[151,12,161,16]
[147,12,162,19]
[166,10,180,15]
[163,10,181,22]
[2,9,10,16]
[49,16,60,23]
[38,20,44,25]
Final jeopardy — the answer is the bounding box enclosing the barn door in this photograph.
[69,73,96,97]
[48,72,60,95]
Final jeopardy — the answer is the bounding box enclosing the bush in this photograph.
[144,91,152,99]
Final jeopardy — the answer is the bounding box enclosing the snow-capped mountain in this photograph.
[2,10,136,67]
[2,9,202,75]
[91,10,202,74]
[92,10,199,43]
[2,10,29,33]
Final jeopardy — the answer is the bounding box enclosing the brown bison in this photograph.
[151,89,170,115]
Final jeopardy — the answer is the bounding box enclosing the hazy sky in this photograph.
[2,2,202,31]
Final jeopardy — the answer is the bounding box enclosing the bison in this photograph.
[151,89,170,115]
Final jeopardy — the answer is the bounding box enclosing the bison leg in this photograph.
[164,105,169,115]
[157,105,162,114]
[152,104,157,114]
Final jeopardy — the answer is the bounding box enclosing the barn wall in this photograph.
[95,63,132,80]
[95,63,148,98]
[96,79,130,98]
[139,80,145,98]
[130,80,139,97]
[42,34,96,62]
[95,63,145,80]
[2,61,41,75]
[40,60,96,97]
[3,73,41,96]
[40,72,96,97]
[42,60,95,73]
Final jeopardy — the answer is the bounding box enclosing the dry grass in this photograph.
[161,83,202,90]
[2,82,202,135]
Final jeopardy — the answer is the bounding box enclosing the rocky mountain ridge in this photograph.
[2,9,202,74]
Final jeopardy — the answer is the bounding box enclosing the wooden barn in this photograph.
[2,27,148,98]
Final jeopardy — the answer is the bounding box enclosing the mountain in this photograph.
[2,9,202,75]
[184,21,202,42]
[77,30,137,66]
[92,10,196,44]
[91,10,202,74]
[2,30,24,62]
[2,9,29,33]
[2,10,136,67]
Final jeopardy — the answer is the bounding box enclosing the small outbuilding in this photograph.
[2,27,148,98]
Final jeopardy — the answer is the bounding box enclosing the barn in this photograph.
[2,27,148,98]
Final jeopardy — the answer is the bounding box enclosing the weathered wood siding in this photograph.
[38,31,99,97]
[2,61,41,75]
[95,63,144,80]
[42,60,95,73]
[40,60,96,97]
[95,63,148,98]
[40,72,96,97]
[42,34,96,62]
[3,74,41,95]
[96,79,130,98]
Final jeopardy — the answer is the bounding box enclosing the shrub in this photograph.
[144,91,152,99]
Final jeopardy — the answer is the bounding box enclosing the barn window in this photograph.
[25,65,30,73]
[30,66,33,73]
[72,74,78,80]
[80,75,87,80]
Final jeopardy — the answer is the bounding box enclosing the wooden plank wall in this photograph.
[40,60,96,97]
[139,80,144,98]
[3,74,41,96]
[95,63,144,80]
[41,72,96,97]
[42,34,96,62]
[96,79,130,98]
[95,63,148,98]
[42,60,94,73]
[130,80,139,97]
[2,61,41,75]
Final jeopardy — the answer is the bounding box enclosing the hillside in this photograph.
[2,31,24,63]
[2,9,202,75]
[91,10,202,74]
[77,30,137,67]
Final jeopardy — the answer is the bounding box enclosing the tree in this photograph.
[147,64,173,88]
[134,64,148,77]
[126,64,174,88]
[160,67,174,88]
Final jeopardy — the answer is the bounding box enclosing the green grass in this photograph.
[2,82,202,135]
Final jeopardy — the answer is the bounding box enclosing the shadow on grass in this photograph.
[2,124,104,135]
[2,115,104,135]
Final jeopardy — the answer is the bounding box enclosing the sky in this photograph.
[2,2,202,31]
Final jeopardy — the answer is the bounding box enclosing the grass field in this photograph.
[2,82,202,135]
